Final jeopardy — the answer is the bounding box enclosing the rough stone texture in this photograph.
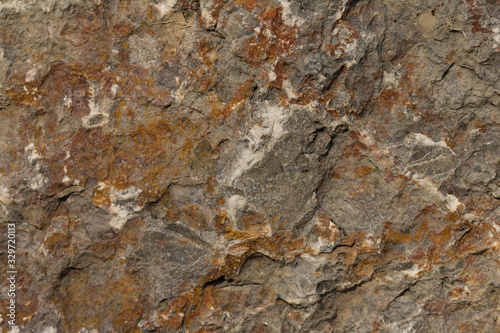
[0,0,499,332]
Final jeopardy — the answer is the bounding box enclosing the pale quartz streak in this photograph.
[0,185,11,204]
[229,102,289,184]
[94,182,144,230]
[405,133,462,212]
[82,82,110,128]
[277,0,304,26]
[405,133,451,150]
[154,0,177,17]
[358,130,463,212]
[109,185,143,230]
[24,142,49,190]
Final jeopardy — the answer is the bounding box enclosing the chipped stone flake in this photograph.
[108,185,143,230]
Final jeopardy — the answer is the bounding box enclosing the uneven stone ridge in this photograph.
[0,0,499,332]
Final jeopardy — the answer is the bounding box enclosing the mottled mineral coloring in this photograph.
[0,0,499,332]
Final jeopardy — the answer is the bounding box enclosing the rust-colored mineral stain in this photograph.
[354,165,373,179]
[3,0,499,330]
[56,270,145,332]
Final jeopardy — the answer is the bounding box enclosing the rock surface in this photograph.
[0,0,499,332]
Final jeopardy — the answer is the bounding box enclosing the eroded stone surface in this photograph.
[0,0,499,332]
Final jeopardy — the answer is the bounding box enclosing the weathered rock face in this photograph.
[0,0,499,331]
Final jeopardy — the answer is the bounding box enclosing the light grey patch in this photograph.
[128,33,161,68]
